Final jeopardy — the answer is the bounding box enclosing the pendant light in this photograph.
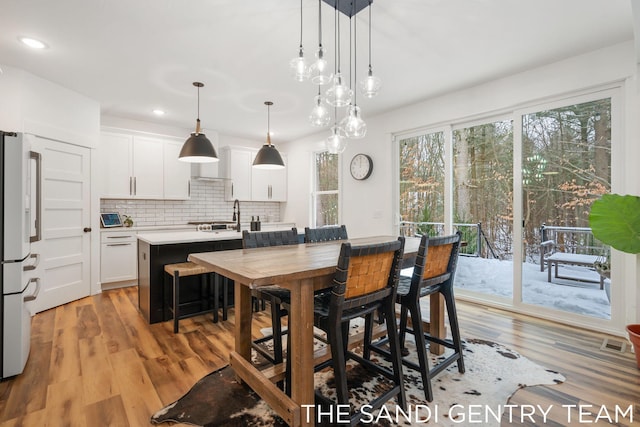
[326,106,347,154]
[253,101,285,169]
[341,12,367,139]
[179,82,219,163]
[309,87,331,127]
[359,0,381,98]
[309,0,331,85]
[325,0,352,107]
[290,0,309,82]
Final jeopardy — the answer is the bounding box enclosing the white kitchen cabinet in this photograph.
[100,132,164,199]
[132,136,164,198]
[163,140,191,200]
[220,146,254,201]
[100,231,138,284]
[251,153,287,201]
[100,132,134,198]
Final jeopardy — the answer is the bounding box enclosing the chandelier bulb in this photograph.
[326,73,353,107]
[341,104,367,139]
[309,94,331,127]
[326,125,347,154]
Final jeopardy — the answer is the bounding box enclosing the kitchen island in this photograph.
[137,225,296,324]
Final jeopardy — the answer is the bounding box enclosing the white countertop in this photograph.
[136,223,297,245]
[137,230,244,245]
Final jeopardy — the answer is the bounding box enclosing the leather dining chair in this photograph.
[304,224,348,243]
[241,228,298,367]
[310,237,406,425]
[367,231,464,402]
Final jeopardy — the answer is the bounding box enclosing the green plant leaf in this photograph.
[589,194,640,254]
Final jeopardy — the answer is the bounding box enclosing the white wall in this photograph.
[280,41,640,328]
[0,64,100,148]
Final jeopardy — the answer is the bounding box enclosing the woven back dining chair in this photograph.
[241,228,298,368]
[367,231,464,402]
[311,237,406,425]
[304,225,348,243]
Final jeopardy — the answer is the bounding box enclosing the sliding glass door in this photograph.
[520,96,612,319]
[396,87,619,329]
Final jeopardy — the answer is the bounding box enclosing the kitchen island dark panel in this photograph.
[137,237,242,324]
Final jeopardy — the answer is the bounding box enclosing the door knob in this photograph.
[83,227,92,233]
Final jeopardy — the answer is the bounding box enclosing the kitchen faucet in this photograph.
[232,199,240,232]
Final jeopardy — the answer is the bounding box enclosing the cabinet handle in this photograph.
[106,243,133,247]
[188,180,191,197]
[134,177,137,195]
[269,184,272,199]
[130,177,133,195]
[231,182,234,197]
[106,235,133,239]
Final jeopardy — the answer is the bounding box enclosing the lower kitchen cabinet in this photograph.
[137,238,242,324]
[100,230,138,285]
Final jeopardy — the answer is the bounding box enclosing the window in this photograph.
[398,131,445,236]
[312,151,339,227]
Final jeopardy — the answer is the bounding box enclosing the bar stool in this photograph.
[164,261,223,333]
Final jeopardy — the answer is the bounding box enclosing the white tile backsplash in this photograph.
[101,180,281,227]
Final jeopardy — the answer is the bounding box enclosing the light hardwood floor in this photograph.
[0,286,637,426]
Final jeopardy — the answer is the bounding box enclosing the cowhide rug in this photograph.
[150,337,564,427]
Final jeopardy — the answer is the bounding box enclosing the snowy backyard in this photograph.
[452,256,611,319]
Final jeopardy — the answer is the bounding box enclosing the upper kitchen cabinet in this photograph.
[163,140,192,200]
[219,146,253,201]
[100,132,136,198]
[251,153,287,202]
[100,131,177,199]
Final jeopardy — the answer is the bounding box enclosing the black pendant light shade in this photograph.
[253,101,285,169]
[179,82,219,163]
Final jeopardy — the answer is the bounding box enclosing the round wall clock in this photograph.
[350,153,373,180]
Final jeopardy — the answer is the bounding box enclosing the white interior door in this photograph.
[31,136,91,313]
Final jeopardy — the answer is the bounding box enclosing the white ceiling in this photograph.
[0,0,634,143]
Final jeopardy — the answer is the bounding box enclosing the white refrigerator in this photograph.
[0,131,41,379]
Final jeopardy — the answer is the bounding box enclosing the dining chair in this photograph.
[304,224,348,243]
[241,228,298,366]
[311,237,406,425]
[367,231,464,402]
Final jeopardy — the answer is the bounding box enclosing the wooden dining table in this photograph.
[188,235,444,427]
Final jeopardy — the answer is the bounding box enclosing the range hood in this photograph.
[190,163,227,181]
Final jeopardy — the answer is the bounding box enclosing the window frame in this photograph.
[310,149,342,228]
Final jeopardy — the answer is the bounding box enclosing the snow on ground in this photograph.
[402,256,611,320]
[453,256,611,319]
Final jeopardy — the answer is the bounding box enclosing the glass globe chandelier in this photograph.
[289,0,309,82]
[309,0,332,85]
[309,89,331,127]
[341,11,367,139]
[359,1,381,98]
[326,124,347,154]
[293,0,379,149]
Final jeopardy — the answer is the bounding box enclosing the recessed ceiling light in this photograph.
[152,109,166,116]
[19,37,47,49]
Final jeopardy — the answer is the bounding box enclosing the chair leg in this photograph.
[328,317,349,406]
[398,304,409,356]
[383,300,406,410]
[410,298,433,401]
[442,287,465,373]
[173,272,180,334]
[270,300,284,365]
[363,313,374,360]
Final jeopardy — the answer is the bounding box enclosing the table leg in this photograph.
[287,278,316,427]
[234,281,253,366]
[429,293,445,355]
